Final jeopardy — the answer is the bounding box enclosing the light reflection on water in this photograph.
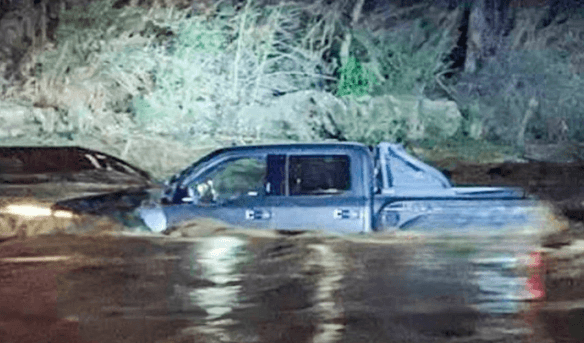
[175,232,541,342]
[191,236,247,320]
[59,230,550,342]
[305,243,346,343]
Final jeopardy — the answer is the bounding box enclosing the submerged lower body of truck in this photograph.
[374,186,547,233]
[371,189,554,316]
[375,198,545,234]
[136,193,554,320]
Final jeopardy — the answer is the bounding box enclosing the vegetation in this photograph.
[455,49,584,144]
[350,19,454,97]
[336,56,378,97]
[0,0,583,177]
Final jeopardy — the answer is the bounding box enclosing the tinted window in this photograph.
[288,155,350,196]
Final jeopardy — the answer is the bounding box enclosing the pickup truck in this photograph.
[136,142,551,316]
[138,142,541,234]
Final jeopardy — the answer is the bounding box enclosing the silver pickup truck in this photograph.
[136,142,549,317]
[138,142,541,235]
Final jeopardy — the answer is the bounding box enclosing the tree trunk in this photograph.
[464,0,512,73]
[517,97,538,148]
[339,0,365,67]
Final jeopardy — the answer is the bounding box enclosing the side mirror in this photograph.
[172,185,203,204]
[179,187,196,203]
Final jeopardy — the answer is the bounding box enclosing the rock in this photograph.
[238,90,344,141]
[0,102,38,138]
[419,97,462,139]
[338,94,462,141]
[32,107,57,133]
[238,91,462,143]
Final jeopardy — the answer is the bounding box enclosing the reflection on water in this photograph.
[473,256,529,314]
[182,233,539,342]
[56,231,550,342]
[191,236,246,320]
[305,243,346,343]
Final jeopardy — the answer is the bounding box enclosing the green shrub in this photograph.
[336,56,378,97]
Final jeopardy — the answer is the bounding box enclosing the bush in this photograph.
[124,2,331,140]
[3,0,464,148]
[336,56,378,97]
[350,19,454,96]
[455,49,584,144]
[4,0,160,136]
[4,0,332,142]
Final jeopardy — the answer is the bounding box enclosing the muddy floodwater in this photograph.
[3,219,578,343]
[2,153,584,342]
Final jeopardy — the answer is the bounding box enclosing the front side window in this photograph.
[288,155,350,196]
[189,157,267,203]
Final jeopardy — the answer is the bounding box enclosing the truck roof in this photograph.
[168,142,372,185]
[215,141,370,152]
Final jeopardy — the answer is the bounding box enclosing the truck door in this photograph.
[269,154,367,234]
[172,155,274,229]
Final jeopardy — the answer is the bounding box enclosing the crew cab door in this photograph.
[164,155,274,229]
[268,153,368,234]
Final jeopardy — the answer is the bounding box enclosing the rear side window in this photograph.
[288,155,350,196]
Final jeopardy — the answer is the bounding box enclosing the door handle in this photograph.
[245,209,271,220]
[334,209,360,219]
